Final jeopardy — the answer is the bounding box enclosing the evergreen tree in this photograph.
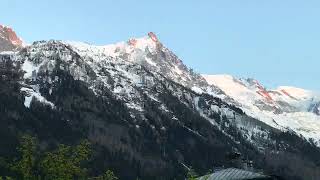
[11,135,37,180]
[186,168,198,180]
[3,135,119,180]
[40,140,91,180]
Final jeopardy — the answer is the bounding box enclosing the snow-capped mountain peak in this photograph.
[202,74,320,144]
[203,74,320,113]
[68,32,159,56]
[66,32,209,89]
[0,25,24,48]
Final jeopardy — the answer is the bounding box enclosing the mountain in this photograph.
[0,28,320,179]
[0,25,23,52]
[202,74,320,145]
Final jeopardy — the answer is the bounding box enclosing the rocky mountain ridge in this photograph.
[0,26,320,179]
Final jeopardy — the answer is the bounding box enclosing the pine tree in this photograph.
[11,135,37,180]
[40,140,91,180]
[102,170,118,180]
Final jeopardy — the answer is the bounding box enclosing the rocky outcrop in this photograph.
[0,25,23,52]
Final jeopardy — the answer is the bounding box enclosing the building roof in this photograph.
[198,168,271,180]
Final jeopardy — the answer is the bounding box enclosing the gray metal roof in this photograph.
[198,168,270,180]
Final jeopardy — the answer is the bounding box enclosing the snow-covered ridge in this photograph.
[202,74,320,112]
[10,35,206,117]
[66,35,158,59]
[202,74,320,145]
[276,86,314,100]
[64,32,209,89]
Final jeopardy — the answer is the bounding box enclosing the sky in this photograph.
[2,0,320,90]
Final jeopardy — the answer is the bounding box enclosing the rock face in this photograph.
[0,25,23,52]
[0,32,320,179]
[148,32,158,42]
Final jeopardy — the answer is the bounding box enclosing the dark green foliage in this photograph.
[186,168,198,180]
[40,140,91,179]
[1,136,118,180]
[93,170,119,180]
[11,135,37,180]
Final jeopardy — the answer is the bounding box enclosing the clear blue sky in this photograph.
[2,0,320,90]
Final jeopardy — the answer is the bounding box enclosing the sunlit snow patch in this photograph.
[191,86,204,94]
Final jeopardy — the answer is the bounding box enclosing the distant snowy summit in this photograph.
[202,74,320,143]
[202,74,320,115]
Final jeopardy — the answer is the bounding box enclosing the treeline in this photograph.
[0,135,204,180]
[0,135,118,180]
